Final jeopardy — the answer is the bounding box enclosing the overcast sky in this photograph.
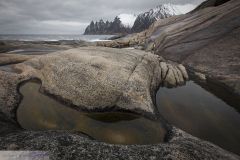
[0,0,204,34]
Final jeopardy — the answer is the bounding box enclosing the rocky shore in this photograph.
[0,0,239,159]
[0,40,94,54]
[0,46,239,160]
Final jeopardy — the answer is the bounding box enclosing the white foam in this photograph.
[89,39,111,42]
[7,49,25,53]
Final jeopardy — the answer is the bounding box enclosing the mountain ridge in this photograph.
[131,4,181,33]
[84,17,131,35]
[84,3,196,35]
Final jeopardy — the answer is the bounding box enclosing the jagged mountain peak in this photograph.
[131,3,184,33]
[84,16,131,35]
[139,3,182,20]
[154,4,182,15]
[84,3,196,35]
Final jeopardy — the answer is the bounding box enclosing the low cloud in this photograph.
[0,0,204,34]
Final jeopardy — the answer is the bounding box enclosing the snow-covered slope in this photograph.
[132,3,196,33]
[84,3,196,35]
[118,14,137,28]
[146,4,181,20]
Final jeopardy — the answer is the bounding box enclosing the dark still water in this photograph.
[157,81,240,155]
[17,81,166,145]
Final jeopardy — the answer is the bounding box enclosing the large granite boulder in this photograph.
[0,47,187,119]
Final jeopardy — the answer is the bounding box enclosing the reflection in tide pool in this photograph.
[157,81,240,155]
[17,81,166,145]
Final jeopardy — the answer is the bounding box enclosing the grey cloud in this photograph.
[0,0,204,34]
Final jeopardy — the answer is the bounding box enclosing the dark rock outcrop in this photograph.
[97,0,240,98]
[192,0,231,12]
[131,4,180,33]
[84,17,131,35]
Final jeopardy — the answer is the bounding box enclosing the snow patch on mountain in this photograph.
[143,3,196,20]
[175,4,197,14]
[153,4,181,17]
[118,14,137,28]
[139,3,197,21]
[131,3,197,33]
[84,3,197,34]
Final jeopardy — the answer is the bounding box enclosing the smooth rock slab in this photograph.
[97,0,240,98]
